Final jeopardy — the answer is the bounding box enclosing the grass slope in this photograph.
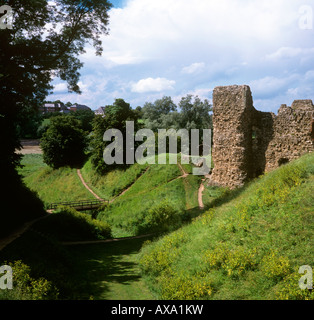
[95,160,201,237]
[18,154,94,206]
[81,159,149,200]
[65,238,157,300]
[139,153,314,300]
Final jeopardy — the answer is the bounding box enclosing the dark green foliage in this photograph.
[16,105,43,139]
[70,109,95,132]
[31,206,112,241]
[89,98,140,174]
[142,95,212,132]
[0,0,112,233]
[142,96,177,131]
[137,201,182,235]
[0,260,59,300]
[0,170,46,238]
[41,116,87,168]
[178,94,212,131]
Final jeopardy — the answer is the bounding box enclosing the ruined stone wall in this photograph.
[264,100,314,172]
[210,85,314,189]
[211,85,254,188]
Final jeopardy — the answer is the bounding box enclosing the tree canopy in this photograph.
[0,0,112,174]
[41,115,87,169]
[90,99,140,174]
[141,95,212,132]
[0,0,112,234]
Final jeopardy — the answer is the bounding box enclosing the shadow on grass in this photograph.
[184,181,253,221]
[0,230,155,300]
[65,236,156,300]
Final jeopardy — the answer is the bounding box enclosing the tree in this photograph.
[16,105,43,139]
[41,116,87,169]
[90,99,140,174]
[178,95,212,131]
[142,96,177,131]
[0,0,111,174]
[0,0,112,233]
[70,108,95,132]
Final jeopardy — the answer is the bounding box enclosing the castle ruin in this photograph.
[210,85,314,189]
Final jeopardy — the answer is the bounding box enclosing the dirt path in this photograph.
[77,169,104,201]
[61,233,154,246]
[198,180,205,210]
[1,164,207,251]
[16,139,42,155]
[177,163,189,178]
[177,163,206,209]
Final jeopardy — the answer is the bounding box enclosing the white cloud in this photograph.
[249,74,300,99]
[265,47,314,61]
[99,0,302,67]
[181,62,205,74]
[53,83,67,93]
[49,0,314,111]
[131,77,175,93]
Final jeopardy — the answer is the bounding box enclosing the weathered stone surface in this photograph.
[210,85,314,189]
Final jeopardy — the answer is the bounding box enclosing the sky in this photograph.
[47,0,314,113]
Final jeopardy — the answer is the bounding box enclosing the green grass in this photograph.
[0,229,155,300]
[139,153,314,300]
[96,159,202,238]
[30,206,112,242]
[78,153,203,237]
[65,238,157,300]
[4,152,313,300]
[19,154,94,206]
[81,159,149,200]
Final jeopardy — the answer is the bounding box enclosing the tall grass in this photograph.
[81,159,149,200]
[139,153,314,300]
[19,154,94,206]
[97,169,188,237]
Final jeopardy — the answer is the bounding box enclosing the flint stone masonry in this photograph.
[210,85,314,189]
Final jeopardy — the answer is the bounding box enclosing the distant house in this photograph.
[59,104,71,114]
[70,103,91,112]
[40,102,68,114]
[94,107,106,116]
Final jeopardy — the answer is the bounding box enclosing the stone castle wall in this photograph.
[210,85,314,189]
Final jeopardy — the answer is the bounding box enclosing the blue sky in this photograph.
[48,0,314,113]
[109,0,126,8]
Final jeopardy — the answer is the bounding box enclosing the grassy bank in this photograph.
[139,153,314,300]
[94,157,202,237]
[18,154,94,206]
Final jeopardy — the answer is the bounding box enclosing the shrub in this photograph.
[34,206,112,241]
[203,244,257,277]
[192,208,215,225]
[41,115,87,169]
[139,201,181,234]
[275,271,314,300]
[260,250,291,280]
[0,261,58,300]
[158,271,212,300]
[139,231,187,275]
